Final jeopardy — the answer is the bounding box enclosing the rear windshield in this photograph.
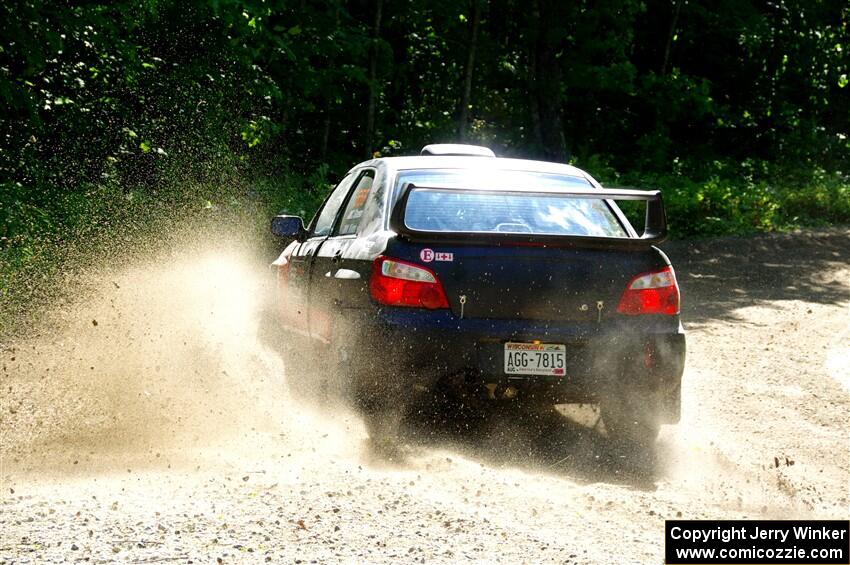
[396,170,627,237]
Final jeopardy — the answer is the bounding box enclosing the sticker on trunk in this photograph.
[420,248,453,262]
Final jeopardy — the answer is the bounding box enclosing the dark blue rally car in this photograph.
[270,144,685,445]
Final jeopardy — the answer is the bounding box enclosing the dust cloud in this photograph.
[0,223,661,485]
[2,228,847,501]
[2,229,848,563]
[0,228,364,476]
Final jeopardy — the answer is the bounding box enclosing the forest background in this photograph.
[1,0,848,320]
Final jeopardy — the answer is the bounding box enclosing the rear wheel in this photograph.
[256,308,316,399]
[599,388,661,448]
[355,373,488,440]
[281,346,315,399]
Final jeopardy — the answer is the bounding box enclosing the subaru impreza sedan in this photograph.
[270,144,685,446]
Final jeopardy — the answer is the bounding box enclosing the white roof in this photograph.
[356,155,596,184]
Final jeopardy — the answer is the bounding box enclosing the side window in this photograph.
[336,170,375,236]
[311,174,354,237]
[356,168,386,236]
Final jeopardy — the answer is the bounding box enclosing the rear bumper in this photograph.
[341,307,686,419]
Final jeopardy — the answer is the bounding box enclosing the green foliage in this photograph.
[3,0,847,192]
[1,0,848,323]
[586,157,850,238]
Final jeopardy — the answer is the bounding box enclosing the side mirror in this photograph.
[271,215,306,241]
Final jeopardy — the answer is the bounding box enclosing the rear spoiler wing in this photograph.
[389,183,668,248]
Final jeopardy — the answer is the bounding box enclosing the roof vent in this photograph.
[420,144,495,157]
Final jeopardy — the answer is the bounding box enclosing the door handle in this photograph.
[333,269,361,280]
[331,251,342,264]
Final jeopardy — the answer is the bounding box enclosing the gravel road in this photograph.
[1,229,848,564]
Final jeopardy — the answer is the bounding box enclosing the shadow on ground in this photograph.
[661,228,850,327]
[363,403,662,491]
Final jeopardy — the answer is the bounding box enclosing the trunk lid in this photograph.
[384,241,665,322]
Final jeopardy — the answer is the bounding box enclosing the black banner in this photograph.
[665,520,849,564]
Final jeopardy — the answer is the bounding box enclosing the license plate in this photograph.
[504,342,566,377]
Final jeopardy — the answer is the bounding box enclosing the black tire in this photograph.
[355,375,487,440]
[281,346,315,399]
[599,389,661,448]
[257,308,312,398]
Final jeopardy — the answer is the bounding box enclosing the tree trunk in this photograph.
[365,0,383,159]
[529,0,566,162]
[321,98,331,162]
[660,0,683,76]
[321,4,342,163]
[458,0,482,140]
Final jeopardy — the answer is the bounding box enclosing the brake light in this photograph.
[617,266,680,315]
[369,256,449,309]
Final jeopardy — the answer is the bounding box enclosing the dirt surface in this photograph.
[1,228,848,564]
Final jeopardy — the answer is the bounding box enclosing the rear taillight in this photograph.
[617,266,680,315]
[369,256,449,309]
